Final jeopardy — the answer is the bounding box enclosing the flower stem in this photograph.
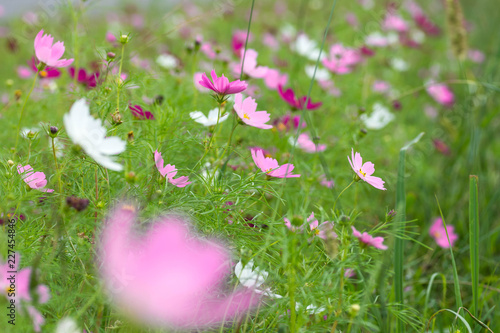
[116,43,126,113]
[333,179,355,213]
[14,72,38,151]
[52,137,62,193]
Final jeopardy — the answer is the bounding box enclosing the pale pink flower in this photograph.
[262,32,279,50]
[319,174,334,188]
[426,83,454,106]
[345,12,359,28]
[1,253,50,332]
[193,72,210,93]
[372,80,391,94]
[251,148,300,178]
[199,70,247,98]
[99,205,260,330]
[263,69,288,90]
[351,226,388,250]
[429,217,458,248]
[200,42,217,60]
[344,268,356,278]
[233,94,272,129]
[291,133,326,153]
[468,49,485,63]
[322,44,361,75]
[34,30,73,68]
[348,149,386,190]
[383,13,409,32]
[17,164,54,193]
[154,150,191,187]
[318,80,342,97]
[307,213,336,240]
[232,49,268,79]
[106,32,117,43]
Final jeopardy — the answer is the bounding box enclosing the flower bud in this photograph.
[66,196,90,212]
[107,52,116,61]
[6,79,14,87]
[50,126,58,134]
[7,160,14,166]
[14,90,22,100]
[119,34,130,44]
[348,304,360,317]
[125,171,137,184]
[127,131,134,142]
[111,112,122,125]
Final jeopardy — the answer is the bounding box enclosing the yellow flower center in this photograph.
[39,70,48,78]
[313,228,320,235]
[434,231,441,238]
[243,113,250,120]
[359,168,366,177]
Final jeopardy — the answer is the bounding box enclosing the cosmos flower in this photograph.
[251,148,300,178]
[154,150,191,187]
[426,83,454,107]
[273,114,306,132]
[289,133,326,153]
[233,93,272,129]
[231,30,253,56]
[351,226,388,250]
[263,69,288,90]
[322,44,361,75]
[383,13,409,32]
[232,49,268,79]
[189,108,229,127]
[292,33,325,61]
[1,253,50,332]
[360,103,395,130]
[99,204,260,329]
[129,104,155,120]
[156,54,178,69]
[63,99,126,171]
[348,149,386,190]
[69,67,100,88]
[18,57,61,80]
[307,212,336,240]
[277,85,322,110]
[199,70,247,99]
[235,260,283,299]
[429,217,458,248]
[17,164,54,193]
[34,29,73,68]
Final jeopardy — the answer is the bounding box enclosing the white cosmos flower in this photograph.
[21,126,40,138]
[293,34,325,61]
[390,58,409,72]
[235,259,282,299]
[55,317,80,333]
[156,54,178,69]
[360,103,395,130]
[189,108,229,127]
[63,99,126,171]
[305,65,331,81]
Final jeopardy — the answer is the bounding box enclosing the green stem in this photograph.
[52,137,62,193]
[15,71,38,151]
[333,179,355,213]
[116,43,126,113]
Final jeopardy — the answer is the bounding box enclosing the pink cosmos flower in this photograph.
[193,72,210,93]
[232,30,253,56]
[106,31,117,43]
[18,57,61,80]
[232,49,268,79]
[262,32,279,50]
[322,44,361,75]
[426,83,454,107]
[344,268,356,278]
[154,150,191,187]
[307,212,336,240]
[200,42,217,60]
[99,205,259,330]
[383,13,409,32]
[233,93,272,129]
[318,79,342,97]
[263,69,288,90]
[1,253,50,332]
[293,133,326,153]
[348,149,386,190]
[319,174,334,188]
[34,30,73,68]
[351,226,388,250]
[372,80,391,94]
[17,164,54,193]
[277,85,322,110]
[273,114,306,132]
[429,217,458,248]
[129,104,155,120]
[199,70,247,98]
[251,148,300,178]
[468,49,485,63]
[432,139,451,155]
[69,67,100,88]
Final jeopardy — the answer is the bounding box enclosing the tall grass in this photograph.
[469,175,479,320]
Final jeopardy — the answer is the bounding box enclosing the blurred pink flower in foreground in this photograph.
[199,70,247,99]
[232,30,253,56]
[278,85,322,110]
[263,69,288,90]
[351,226,388,250]
[17,164,54,193]
[233,93,272,129]
[1,253,50,332]
[99,205,259,329]
[429,217,458,248]
[34,30,73,68]
[233,49,268,79]
[348,149,386,190]
[426,83,454,106]
[251,148,300,178]
[154,150,191,187]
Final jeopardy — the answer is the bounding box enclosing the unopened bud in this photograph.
[127,131,134,142]
[107,52,116,61]
[119,34,130,44]
[7,160,14,166]
[125,171,137,184]
[14,90,22,100]
[348,304,360,317]
[111,112,122,125]
[50,126,58,134]
[6,79,14,87]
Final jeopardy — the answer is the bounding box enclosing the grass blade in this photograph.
[469,175,479,319]
[394,132,424,333]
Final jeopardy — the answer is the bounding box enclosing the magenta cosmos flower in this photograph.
[233,93,272,129]
[348,149,386,190]
[34,29,73,68]
[17,164,54,193]
[1,253,50,332]
[154,150,191,187]
[198,70,247,99]
[278,85,322,110]
[69,67,100,88]
[351,226,388,250]
[429,217,458,248]
[99,204,260,329]
[251,148,300,178]
[129,104,155,120]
